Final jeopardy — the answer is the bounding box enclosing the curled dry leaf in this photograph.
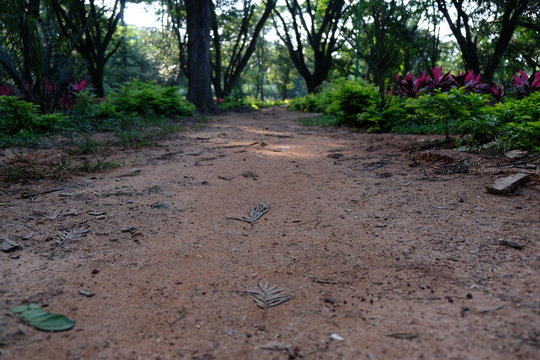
[242,203,270,224]
[244,282,291,309]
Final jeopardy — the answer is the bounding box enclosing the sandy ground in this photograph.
[0,107,539,360]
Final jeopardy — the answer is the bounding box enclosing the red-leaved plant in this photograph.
[513,70,540,97]
[58,79,87,109]
[0,84,16,96]
[395,71,431,98]
[427,67,454,92]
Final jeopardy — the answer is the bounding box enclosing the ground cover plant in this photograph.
[0,81,194,150]
[290,69,540,152]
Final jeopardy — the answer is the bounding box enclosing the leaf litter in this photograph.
[227,203,270,224]
[244,281,291,309]
[56,228,90,244]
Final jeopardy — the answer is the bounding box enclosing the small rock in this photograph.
[48,212,60,220]
[88,211,106,216]
[22,233,34,240]
[121,226,137,233]
[0,238,21,252]
[65,208,79,216]
[218,175,234,181]
[10,253,20,259]
[328,153,344,159]
[183,150,202,156]
[152,202,171,209]
[260,341,292,352]
[330,333,344,341]
[486,173,531,195]
[504,150,527,159]
[79,289,95,297]
[499,240,524,250]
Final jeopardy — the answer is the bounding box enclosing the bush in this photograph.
[109,80,195,117]
[405,88,490,138]
[0,96,66,135]
[357,95,409,132]
[288,80,378,126]
[324,80,378,125]
[485,92,540,151]
[288,93,325,113]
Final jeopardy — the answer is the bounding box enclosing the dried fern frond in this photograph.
[56,228,90,244]
[242,203,270,224]
[245,282,291,309]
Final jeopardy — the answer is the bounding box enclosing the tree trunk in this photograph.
[483,0,529,82]
[90,63,106,98]
[186,0,216,113]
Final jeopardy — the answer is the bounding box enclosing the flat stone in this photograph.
[79,289,95,297]
[218,175,234,181]
[504,150,527,159]
[486,173,531,195]
[0,238,21,252]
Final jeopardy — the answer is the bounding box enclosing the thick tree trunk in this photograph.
[483,0,529,82]
[90,64,106,98]
[186,0,216,113]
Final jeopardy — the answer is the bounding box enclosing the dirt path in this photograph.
[1,108,539,359]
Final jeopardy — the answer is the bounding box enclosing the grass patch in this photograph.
[1,159,48,182]
[1,156,123,182]
[74,138,105,155]
[114,119,182,149]
[300,114,340,127]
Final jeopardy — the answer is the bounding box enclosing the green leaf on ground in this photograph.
[11,304,75,331]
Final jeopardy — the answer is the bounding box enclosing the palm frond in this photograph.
[244,282,291,309]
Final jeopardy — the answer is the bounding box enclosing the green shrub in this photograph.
[405,88,489,138]
[288,80,378,126]
[0,130,42,148]
[0,96,66,135]
[484,93,540,151]
[324,80,378,125]
[357,95,409,132]
[300,114,340,127]
[218,98,257,111]
[288,93,324,112]
[109,80,195,117]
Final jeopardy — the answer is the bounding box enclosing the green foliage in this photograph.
[325,80,379,125]
[288,80,379,126]
[291,79,539,152]
[288,93,325,113]
[74,137,105,155]
[300,114,340,127]
[109,80,195,118]
[484,93,540,151]
[0,130,42,148]
[218,97,284,112]
[0,96,66,135]
[218,98,258,111]
[114,118,183,149]
[357,95,409,132]
[405,88,489,138]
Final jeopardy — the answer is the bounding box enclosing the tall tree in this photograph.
[211,0,276,99]
[164,0,188,80]
[435,0,532,82]
[185,0,215,112]
[50,0,126,97]
[273,0,347,93]
[0,0,77,112]
[360,0,405,106]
